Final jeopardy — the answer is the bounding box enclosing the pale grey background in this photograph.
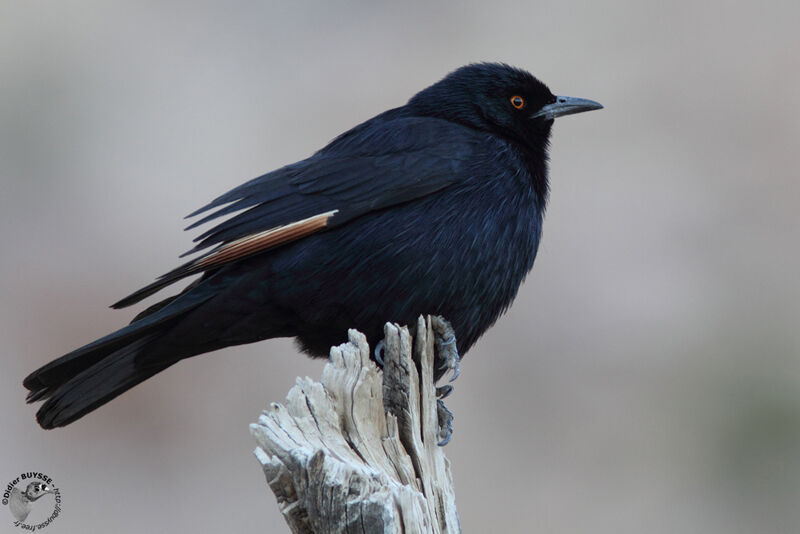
[2,1,799,533]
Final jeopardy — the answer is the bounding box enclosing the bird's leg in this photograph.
[431,316,460,382]
[430,315,461,446]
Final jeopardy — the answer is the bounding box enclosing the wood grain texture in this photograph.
[250,316,460,533]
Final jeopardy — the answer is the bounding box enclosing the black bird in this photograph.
[24,63,602,429]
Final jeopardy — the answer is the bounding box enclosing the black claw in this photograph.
[436,384,454,399]
[437,399,454,446]
[428,317,460,444]
[374,340,386,367]
[448,358,461,382]
[431,316,461,383]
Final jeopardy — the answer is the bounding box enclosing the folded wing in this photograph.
[112,116,481,308]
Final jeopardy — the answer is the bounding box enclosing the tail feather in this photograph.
[24,288,216,428]
[33,334,173,429]
[24,336,141,402]
[24,290,213,402]
[23,315,180,400]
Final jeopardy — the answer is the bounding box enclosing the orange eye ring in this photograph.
[510,95,525,109]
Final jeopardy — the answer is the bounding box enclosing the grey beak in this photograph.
[531,96,603,120]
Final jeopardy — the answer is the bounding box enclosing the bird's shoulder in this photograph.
[318,107,489,159]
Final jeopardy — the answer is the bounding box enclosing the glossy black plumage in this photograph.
[24,63,602,428]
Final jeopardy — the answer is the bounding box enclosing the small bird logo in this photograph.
[8,481,54,522]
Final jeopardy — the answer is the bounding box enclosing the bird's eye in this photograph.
[510,95,525,109]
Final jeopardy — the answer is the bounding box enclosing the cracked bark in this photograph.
[250,316,460,533]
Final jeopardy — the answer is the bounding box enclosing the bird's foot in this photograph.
[436,399,455,446]
[377,317,460,445]
[430,316,461,446]
[431,316,460,382]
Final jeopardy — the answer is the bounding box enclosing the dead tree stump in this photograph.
[250,316,460,533]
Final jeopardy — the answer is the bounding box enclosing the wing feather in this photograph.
[113,115,482,308]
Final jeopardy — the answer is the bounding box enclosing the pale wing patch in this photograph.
[110,209,339,309]
[194,209,338,270]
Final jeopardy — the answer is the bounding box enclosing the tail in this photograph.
[25,334,174,428]
[24,291,213,429]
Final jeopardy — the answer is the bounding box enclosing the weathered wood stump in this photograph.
[250,316,460,533]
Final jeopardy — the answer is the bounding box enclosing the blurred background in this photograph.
[2,1,799,532]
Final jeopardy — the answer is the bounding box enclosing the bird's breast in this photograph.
[267,149,544,354]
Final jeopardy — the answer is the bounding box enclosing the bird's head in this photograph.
[408,63,602,151]
[23,482,54,501]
